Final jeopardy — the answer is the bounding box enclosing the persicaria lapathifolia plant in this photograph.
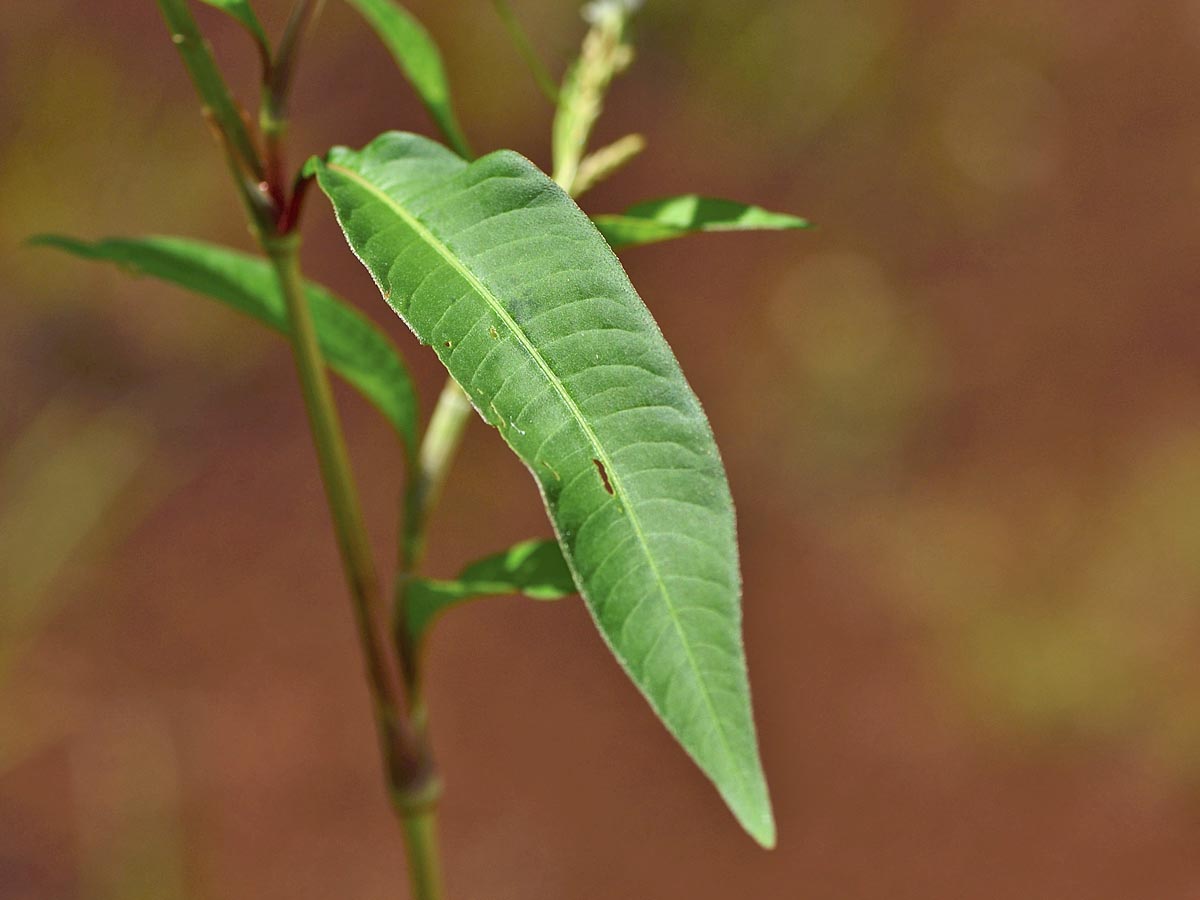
[34,0,809,895]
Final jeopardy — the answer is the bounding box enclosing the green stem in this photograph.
[261,0,325,208]
[401,379,474,575]
[265,238,446,899]
[153,0,263,183]
[400,808,446,900]
[156,4,446,895]
[550,5,633,194]
[263,236,396,707]
[394,378,472,728]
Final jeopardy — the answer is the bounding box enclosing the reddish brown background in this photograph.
[4,1,1200,898]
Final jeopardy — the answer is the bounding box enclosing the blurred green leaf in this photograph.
[491,0,559,103]
[0,399,156,681]
[310,131,775,846]
[197,0,269,56]
[343,0,473,158]
[32,235,418,453]
[405,539,575,647]
[594,195,811,248]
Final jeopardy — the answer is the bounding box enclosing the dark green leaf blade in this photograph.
[342,0,473,159]
[309,132,774,846]
[594,195,811,249]
[406,539,575,646]
[197,0,269,54]
[31,235,418,453]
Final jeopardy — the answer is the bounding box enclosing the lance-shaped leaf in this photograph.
[405,539,575,649]
[32,235,418,454]
[309,132,774,846]
[594,195,810,249]
[198,0,270,59]
[343,0,473,159]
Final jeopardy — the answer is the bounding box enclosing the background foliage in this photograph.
[3,1,1199,898]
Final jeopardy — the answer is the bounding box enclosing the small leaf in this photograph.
[310,132,775,846]
[342,0,473,159]
[31,235,418,454]
[594,195,811,249]
[197,0,270,57]
[405,539,575,648]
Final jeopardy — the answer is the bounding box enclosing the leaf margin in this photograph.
[307,131,776,847]
[594,194,811,249]
[30,234,419,455]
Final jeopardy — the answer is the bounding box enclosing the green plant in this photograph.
[36,0,808,894]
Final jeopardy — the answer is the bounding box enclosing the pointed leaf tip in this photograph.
[594,195,811,249]
[310,130,774,842]
[198,0,270,55]
[342,0,473,158]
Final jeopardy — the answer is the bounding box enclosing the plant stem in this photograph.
[263,235,398,713]
[265,237,446,900]
[153,0,263,184]
[261,0,325,209]
[550,4,633,194]
[157,3,447,893]
[400,808,446,900]
[380,381,472,900]
[401,379,474,575]
[393,378,473,724]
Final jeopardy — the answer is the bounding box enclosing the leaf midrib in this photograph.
[325,159,754,806]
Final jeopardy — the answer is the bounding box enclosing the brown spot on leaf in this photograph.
[592,458,615,495]
[488,325,499,339]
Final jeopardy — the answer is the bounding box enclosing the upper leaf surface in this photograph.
[342,0,472,159]
[594,195,810,249]
[309,132,774,846]
[406,539,575,647]
[32,235,418,453]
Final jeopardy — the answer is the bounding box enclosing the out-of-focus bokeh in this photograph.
[4,0,1200,897]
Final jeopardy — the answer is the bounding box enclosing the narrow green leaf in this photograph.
[491,0,559,103]
[406,539,574,647]
[309,132,775,846]
[593,195,811,249]
[197,0,270,55]
[31,235,418,454]
[342,0,473,159]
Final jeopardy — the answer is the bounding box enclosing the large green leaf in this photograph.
[405,539,575,649]
[32,235,418,453]
[343,0,473,159]
[308,132,774,846]
[197,0,269,55]
[594,195,810,249]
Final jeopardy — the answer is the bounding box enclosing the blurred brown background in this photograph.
[4,0,1200,897]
